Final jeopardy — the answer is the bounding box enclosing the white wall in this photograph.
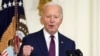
[23,0,43,33]
[92,0,100,56]
[23,0,100,56]
[57,0,92,56]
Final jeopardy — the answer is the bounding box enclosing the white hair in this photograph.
[40,2,63,16]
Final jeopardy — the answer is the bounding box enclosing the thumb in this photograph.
[31,46,34,51]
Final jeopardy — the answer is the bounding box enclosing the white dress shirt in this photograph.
[43,29,59,56]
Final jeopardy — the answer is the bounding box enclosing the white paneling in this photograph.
[92,0,100,56]
[92,0,98,56]
[23,0,43,33]
[58,0,92,56]
[75,0,92,56]
[58,0,76,40]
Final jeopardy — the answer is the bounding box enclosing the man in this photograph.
[18,2,76,56]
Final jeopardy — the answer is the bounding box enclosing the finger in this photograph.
[31,46,34,51]
[23,45,34,56]
[26,45,34,51]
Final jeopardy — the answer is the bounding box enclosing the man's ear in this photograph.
[60,18,63,24]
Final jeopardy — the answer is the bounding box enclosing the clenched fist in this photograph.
[23,45,34,56]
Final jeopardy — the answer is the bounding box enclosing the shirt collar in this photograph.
[43,29,58,40]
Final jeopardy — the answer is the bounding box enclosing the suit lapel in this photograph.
[59,33,66,56]
[37,29,49,56]
[36,30,66,56]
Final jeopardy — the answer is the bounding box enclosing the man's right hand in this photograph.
[23,45,34,56]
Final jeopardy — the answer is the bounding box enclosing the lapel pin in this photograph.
[61,41,64,44]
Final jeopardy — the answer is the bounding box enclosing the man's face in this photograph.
[41,5,63,34]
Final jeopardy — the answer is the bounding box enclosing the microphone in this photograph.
[75,49,83,56]
[66,50,72,56]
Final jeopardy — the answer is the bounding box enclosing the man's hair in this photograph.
[40,2,63,17]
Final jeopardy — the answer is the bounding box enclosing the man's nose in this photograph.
[50,17,55,23]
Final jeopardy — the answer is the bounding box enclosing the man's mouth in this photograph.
[49,25,54,27]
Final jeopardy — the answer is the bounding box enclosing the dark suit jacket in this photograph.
[18,29,76,56]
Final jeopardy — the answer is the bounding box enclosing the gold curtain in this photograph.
[38,0,52,15]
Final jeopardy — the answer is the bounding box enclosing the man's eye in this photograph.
[54,16,59,18]
[46,15,51,18]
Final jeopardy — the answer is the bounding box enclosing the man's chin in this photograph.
[48,30,56,34]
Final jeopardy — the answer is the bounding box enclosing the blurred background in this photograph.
[0,0,100,56]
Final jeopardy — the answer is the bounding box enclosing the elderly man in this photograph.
[18,2,76,56]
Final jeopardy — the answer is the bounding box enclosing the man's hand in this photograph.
[23,45,34,56]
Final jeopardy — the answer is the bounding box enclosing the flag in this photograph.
[0,0,14,40]
[0,0,28,54]
[13,0,29,54]
[1,46,14,56]
[1,49,10,56]
[11,0,29,54]
[16,0,29,40]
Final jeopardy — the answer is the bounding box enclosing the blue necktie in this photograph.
[49,35,55,56]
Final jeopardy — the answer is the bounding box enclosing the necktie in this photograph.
[49,35,55,56]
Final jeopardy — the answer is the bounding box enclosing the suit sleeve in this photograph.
[65,39,76,56]
[72,41,76,56]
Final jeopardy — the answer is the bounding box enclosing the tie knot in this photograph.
[50,35,54,39]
